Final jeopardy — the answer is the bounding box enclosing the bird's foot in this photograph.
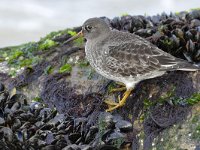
[105,101,123,112]
[104,99,119,106]
[104,89,132,112]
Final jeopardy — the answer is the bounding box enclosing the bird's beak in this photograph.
[64,30,83,45]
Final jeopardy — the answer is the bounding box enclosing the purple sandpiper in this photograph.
[65,17,199,112]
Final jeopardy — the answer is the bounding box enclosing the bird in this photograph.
[65,17,199,112]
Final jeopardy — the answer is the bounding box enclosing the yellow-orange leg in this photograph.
[105,89,133,112]
[110,87,126,92]
[109,82,126,93]
[115,82,125,86]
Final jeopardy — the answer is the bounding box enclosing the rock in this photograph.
[0,10,200,150]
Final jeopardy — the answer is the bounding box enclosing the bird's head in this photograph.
[64,18,110,44]
[82,17,110,40]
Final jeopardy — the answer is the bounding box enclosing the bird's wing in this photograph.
[103,41,183,77]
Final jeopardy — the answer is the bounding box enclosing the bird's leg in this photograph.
[115,82,125,86]
[109,82,126,93]
[110,87,126,92]
[104,95,122,107]
[105,89,133,112]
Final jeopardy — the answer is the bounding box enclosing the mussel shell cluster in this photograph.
[102,10,200,63]
[0,82,132,150]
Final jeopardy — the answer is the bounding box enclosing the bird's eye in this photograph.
[85,25,93,32]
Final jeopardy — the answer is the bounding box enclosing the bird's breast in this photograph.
[85,41,104,70]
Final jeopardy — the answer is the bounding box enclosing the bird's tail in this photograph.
[176,62,200,71]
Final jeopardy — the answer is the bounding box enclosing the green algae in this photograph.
[7,50,23,64]
[192,115,199,123]
[175,8,200,15]
[59,64,72,73]
[192,125,200,140]
[107,82,116,93]
[44,65,54,75]
[0,42,41,76]
[33,97,42,102]
[38,39,58,50]
[67,30,84,46]
[39,28,69,42]
[121,13,129,17]
[190,8,200,11]
[8,70,17,77]
[170,93,200,106]
[144,87,176,109]
[87,69,96,80]
[78,60,89,68]
[185,93,200,105]
[143,84,200,111]
[111,137,125,149]
[175,11,189,15]
[0,27,84,77]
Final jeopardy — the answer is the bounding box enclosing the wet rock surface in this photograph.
[0,10,200,149]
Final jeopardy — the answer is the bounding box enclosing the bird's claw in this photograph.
[104,89,133,112]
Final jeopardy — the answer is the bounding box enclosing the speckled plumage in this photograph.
[83,18,199,89]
